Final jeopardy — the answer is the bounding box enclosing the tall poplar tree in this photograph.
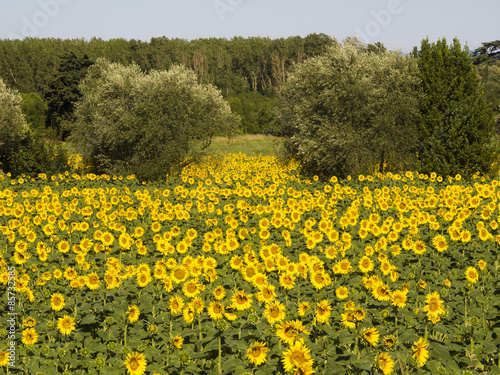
[417,37,495,178]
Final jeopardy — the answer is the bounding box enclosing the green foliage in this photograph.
[42,51,93,139]
[416,38,496,178]
[226,91,280,135]
[279,41,420,179]
[0,78,27,170]
[71,59,240,181]
[20,92,48,133]
[472,40,500,66]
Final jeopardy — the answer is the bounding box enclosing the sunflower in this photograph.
[391,290,407,308]
[412,337,429,367]
[263,301,286,324]
[171,266,189,284]
[276,320,310,345]
[281,341,314,373]
[315,300,332,324]
[246,341,268,366]
[383,335,397,349]
[64,267,77,280]
[57,315,76,335]
[362,327,380,347]
[297,301,311,317]
[474,260,486,272]
[231,290,253,311]
[172,335,184,349]
[191,296,205,314]
[182,305,196,324]
[0,351,8,367]
[423,291,444,317]
[465,266,478,283]
[213,285,226,300]
[16,316,32,336]
[372,282,391,301]
[169,295,185,315]
[378,352,395,375]
[279,273,295,290]
[127,306,140,323]
[86,272,100,290]
[182,279,200,298]
[341,312,356,329]
[208,301,225,320]
[358,256,374,273]
[50,293,65,311]
[136,272,152,288]
[335,286,349,300]
[21,328,38,345]
[124,351,147,375]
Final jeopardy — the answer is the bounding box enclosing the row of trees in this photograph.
[1,36,499,180]
[0,34,336,136]
[280,38,497,179]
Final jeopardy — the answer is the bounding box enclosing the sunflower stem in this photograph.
[218,335,222,374]
[124,322,128,347]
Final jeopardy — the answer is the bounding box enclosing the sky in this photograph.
[0,0,498,53]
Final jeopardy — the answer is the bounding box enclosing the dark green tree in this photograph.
[417,37,496,178]
[43,51,93,139]
[472,40,500,66]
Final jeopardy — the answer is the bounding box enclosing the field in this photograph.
[1,151,500,375]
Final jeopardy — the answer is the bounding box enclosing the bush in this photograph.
[279,41,420,179]
[71,59,240,181]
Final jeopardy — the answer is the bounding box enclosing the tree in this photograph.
[279,42,420,179]
[472,40,500,66]
[0,78,26,166]
[71,59,240,181]
[417,38,495,178]
[43,51,93,138]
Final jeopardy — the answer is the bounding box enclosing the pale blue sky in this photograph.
[1,0,498,52]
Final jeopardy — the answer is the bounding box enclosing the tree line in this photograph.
[0,36,499,181]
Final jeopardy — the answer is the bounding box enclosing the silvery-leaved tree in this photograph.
[71,59,240,181]
[0,78,27,171]
[279,40,421,179]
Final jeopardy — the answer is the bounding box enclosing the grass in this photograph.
[204,134,283,156]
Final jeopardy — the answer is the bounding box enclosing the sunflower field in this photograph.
[1,153,500,375]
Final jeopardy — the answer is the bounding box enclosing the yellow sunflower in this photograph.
[231,290,253,311]
[50,293,65,311]
[412,337,429,367]
[182,279,200,299]
[465,266,478,283]
[172,335,184,349]
[86,272,100,290]
[127,306,140,323]
[208,301,225,320]
[21,328,38,345]
[378,352,395,375]
[281,341,314,373]
[124,351,147,375]
[315,300,332,324]
[362,327,380,347]
[169,295,185,315]
[246,341,268,366]
[297,301,311,317]
[390,290,407,308]
[0,351,8,367]
[57,315,76,335]
[263,301,286,324]
[335,286,349,300]
[23,317,36,327]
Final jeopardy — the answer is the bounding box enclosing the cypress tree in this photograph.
[417,37,495,178]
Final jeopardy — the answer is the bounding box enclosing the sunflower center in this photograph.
[290,352,306,365]
[129,358,139,370]
[187,284,197,293]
